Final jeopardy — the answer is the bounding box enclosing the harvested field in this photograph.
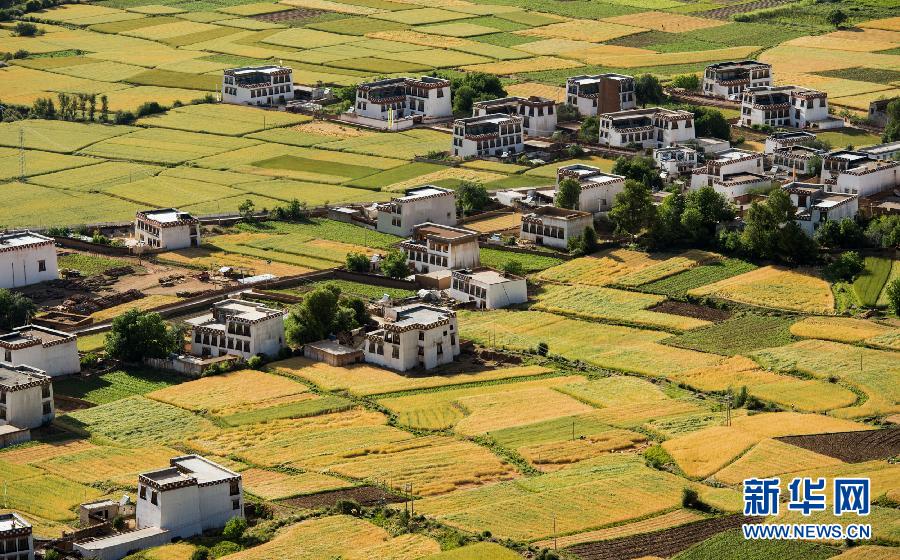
[280,485,404,508]
[536,249,662,286]
[790,316,895,344]
[241,468,351,500]
[566,515,762,560]
[461,212,521,233]
[776,427,900,463]
[688,265,834,313]
[602,11,725,33]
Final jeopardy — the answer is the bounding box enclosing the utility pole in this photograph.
[19,127,25,182]
[725,394,732,427]
[553,513,557,551]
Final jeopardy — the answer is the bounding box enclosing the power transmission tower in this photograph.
[19,127,25,182]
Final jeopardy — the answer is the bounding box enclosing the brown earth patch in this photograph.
[252,8,331,22]
[649,300,732,322]
[280,485,405,509]
[776,427,900,463]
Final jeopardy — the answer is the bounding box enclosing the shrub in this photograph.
[13,22,38,37]
[671,74,700,90]
[111,516,125,531]
[136,101,165,117]
[191,546,209,560]
[222,517,247,541]
[501,260,523,277]
[80,353,101,368]
[644,444,674,470]
[826,251,864,281]
[210,541,242,559]
[44,550,60,560]
[247,355,264,370]
[886,277,900,315]
[345,251,370,273]
[334,499,361,515]
[380,250,410,279]
[536,341,549,356]
[682,487,701,509]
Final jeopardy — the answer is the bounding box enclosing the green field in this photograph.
[278,279,416,300]
[674,529,838,560]
[57,253,137,276]
[664,314,797,356]
[639,259,758,298]
[852,257,894,308]
[479,247,564,274]
[53,369,183,405]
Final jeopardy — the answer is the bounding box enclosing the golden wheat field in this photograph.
[517,20,642,43]
[602,11,725,33]
[687,265,835,313]
[536,248,663,286]
[790,316,896,343]
[712,439,843,486]
[148,369,310,415]
[240,468,351,500]
[461,212,522,233]
[533,509,705,549]
[0,439,97,464]
[833,546,900,560]
[33,445,179,485]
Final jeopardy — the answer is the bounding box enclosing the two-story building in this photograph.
[784,182,859,237]
[364,304,460,371]
[0,513,33,560]
[75,456,243,560]
[556,164,626,213]
[598,107,695,149]
[135,209,200,250]
[400,223,480,274]
[772,145,824,176]
[689,148,770,199]
[0,364,53,431]
[186,299,286,360]
[520,206,593,250]
[764,130,818,154]
[452,114,524,158]
[354,76,451,121]
[222,65,293,105]
[448,268,527,309]
[701,60,772,99]
[820,150,882,183]
[740,86,839,130]
[565,74,635,116]
[654,146,700,179]
[472,96,557,137]
[0,232,57,290]
[375,186,457,237]
[831,160,900,197]
[0,325,79,378]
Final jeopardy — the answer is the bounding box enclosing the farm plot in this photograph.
[535,249,664,286]
[687,265,835,313]
[371,7,473,25]
[318,128,450,159]
[776,428,900,463]
[372,166,506,192]
[81,128,260,164]
[34,445,179,485]
[663,313,796,356]
[53,368,182,405]
[670,356,857,413]
[534,509,705,550]
[275,357,554,396]
[638,258,758,297]
[601,11,724,33]
[0,440,96,465]
[222,515,440,560]
[461,55,582,74]
[425,543,522,560]
[459,310,722,377]
[479,248,564,274]
[0,182,143,229]
[768,505,900,545]
[674,528,839,560]
[58,396,217,447]
[236,179,388,206]
[198,232,342,270]
[29,161,162,191]
[461,212,521,233]
[613,250,720,287]
[517,20,643,43]
[416,22,500,37]
[90,294,180,322]
[877,259,900,308]
[662,412,867,479]
[1,148,96,182]
[751,340,900,419]
[416,454,695,542]
[137,103,309,135]
[790,316,895,344]
[833,547,900,560]
[712,439,844,486]
[261,27,355,48]
[0,120,137,154]
[246,126,360,148]
[36,3,143,24]
[853,256,894,307]
[276,279,416,300]
[241,468,352,500]
[0,460,102,522]
[533,284,710,331]
[157,246,313,277]
[379,375,592,434]
[104,175,244,207]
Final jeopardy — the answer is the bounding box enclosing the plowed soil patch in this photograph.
[280,485,404,508]
[776,428,900,463]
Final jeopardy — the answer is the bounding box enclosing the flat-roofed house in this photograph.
[520,206,593,250]
[400,223,480,274]
[820,150,881,183]
[832,160,900,197]
[764,130,817,154]
[598,107,695,149]
[565,74,635,116]
[449,268,527,309]
[0,364,53,430]
[135,209,200,250]
[772,145,824,176]
[452,114,524,158]
[689,149,769,199]
[473,96,557,137]
[375,186,457,237]
[784,182,859,237]
[75,456,243,560]
[654,146,699,178]
[0,513,33,560]
[0,325,79,377]
[354,76,451,121]
[186,299,286,360]
[860,140,900,161]
[740,86,840,130]
[0,232,57,290]
[364,304,459,371]
[556,164,625,212]
[702,60,772,99]
[222,65,293,105]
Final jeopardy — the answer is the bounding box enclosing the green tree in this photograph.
[578,116,599,143]
[501,259,524,276]
[238,199,255,221]
[457,181,489,213]
[222,517,247,541]
[104,309,186,363]
[284,285,362,346]
[885,277,900,315]
[826,8,848,28]
[612,156,663,190]
[0,289,36,331]
[882,98,900,143]
[815,218,864,248]
[345,251,370,273]
[555,177,581,210]
[100,94,109,123]
[651,191,686,247]
[634,74,664,107]
[691,106,731,140]
[380,249,410,279]
[826,250,865,281]
[865,215,900,248]
[740,189,817,263]
[681,186,735,245]
[568,225,598,256]
[13,22,37,36]
[610,180,657,242]
[671,74,700,90]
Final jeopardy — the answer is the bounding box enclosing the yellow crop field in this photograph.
[861,16,900,31]
[687,265,834,313]
[602,11,725,33]
[90,295,180,322]
[514,38,596,56]
[867,330,900,350]
[461,212,522,233]
[615,250,720,286]
[144,543,197,560]
[462,56,582,75]
[517,20,642,42]
[533,509,704,549]
[713,439,843,485]
[138,103,309,136]
[366,30,473,49]
[610,46,761,69]
[241,468,350,500]
[35,445,178,484]
[280,0,379,15]
[536,248,661,286]
[37,4,137,23]
[1,460,103,522]
[381,168,505,192]
[262,28,354,49]
[506,82,566,102]
[123,20,222,40]
[832,89,900,111]
[554,44,656,65]
[0,439,96,464]
[158,246,313,277]
[663,412,867,479]
[222,515,440,560]
[760,45,900,75]
[671,356,858,413]
[785,29,900,53]
[371,7,473,25]
[275,357,554,396]
[533,284,709,331]
[751,339,900,419]
[416,454,691,541]
[790,316,895,343]
[148,370,310,415]
[378,375,591,433]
